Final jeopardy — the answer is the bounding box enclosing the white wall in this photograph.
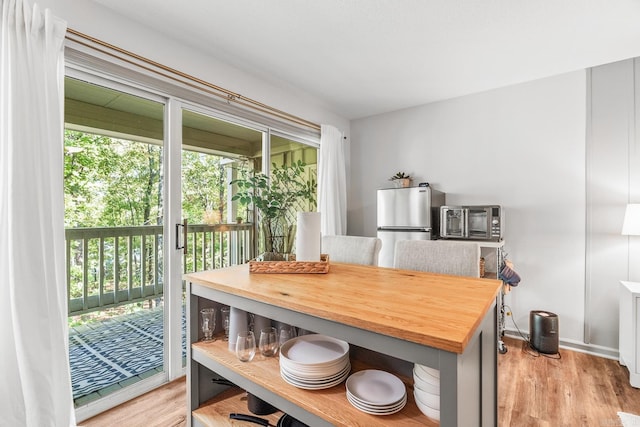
[586,59,640,350]
[351,72,591,349]
[39,0,349,134]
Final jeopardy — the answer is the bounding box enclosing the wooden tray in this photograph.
[249,254,330,274]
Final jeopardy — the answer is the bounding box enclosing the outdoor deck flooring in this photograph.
[68,307,185,407]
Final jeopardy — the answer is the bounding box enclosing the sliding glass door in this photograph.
[64,76,169,409]
[171,108,264,366]
[64,70,319,421]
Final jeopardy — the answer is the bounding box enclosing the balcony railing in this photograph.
[65,223,254,316]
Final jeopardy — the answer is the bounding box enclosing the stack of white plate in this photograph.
[413,364,440,422]
[345,370,407,415]
[279,334,350,390]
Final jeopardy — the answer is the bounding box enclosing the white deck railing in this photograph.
[65,223,254,316]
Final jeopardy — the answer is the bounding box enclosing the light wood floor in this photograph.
[79,378,187,427]
[81,337,640,426]
[498,337,640,426]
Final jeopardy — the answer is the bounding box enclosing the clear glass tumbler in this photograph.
[235,331,256,362]
[220,306,230,341]
[200,308,216,341]
[259,327,278,357]
[278,327,292,351]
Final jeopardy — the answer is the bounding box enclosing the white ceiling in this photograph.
[91,0,640,120]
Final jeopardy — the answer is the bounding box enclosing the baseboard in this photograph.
[503,329,619,360]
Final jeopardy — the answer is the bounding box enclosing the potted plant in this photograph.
[232,160,316,260]
[390,171,413,188]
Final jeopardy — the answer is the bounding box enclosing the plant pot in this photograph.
[259,218,295,256]
[393,178,412,188]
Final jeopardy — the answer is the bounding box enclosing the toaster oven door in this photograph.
[467,207,492,239]
[440,206,466,238]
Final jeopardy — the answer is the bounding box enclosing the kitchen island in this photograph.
[186,262,501,426]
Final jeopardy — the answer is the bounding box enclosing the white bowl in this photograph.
[414,363,440,380]
[414,391,440,421]
[414,387,440,410]
[413,367,440,386]
[413,372,440,394]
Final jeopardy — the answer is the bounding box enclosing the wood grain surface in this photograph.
[186,263,501,354]
[193,387,282,427]
[79,377,186,427]
[498,336,640,426]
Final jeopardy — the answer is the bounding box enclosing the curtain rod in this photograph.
[65,28,321,132]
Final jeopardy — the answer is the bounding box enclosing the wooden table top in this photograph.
[185,263,501,354]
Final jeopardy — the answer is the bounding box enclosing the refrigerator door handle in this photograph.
[462,209,469,238]
[377,227,431,232]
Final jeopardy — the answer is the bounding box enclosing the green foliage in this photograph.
[231,160,316,254]
[390,171,411,180]
[64,130,229,301]
[64,130,163,227]
[232,160,315,222]
[181,151,227,224]
[65,130,228,228]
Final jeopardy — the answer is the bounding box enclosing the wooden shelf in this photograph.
[192,339,438,427]
[193,387,282,426]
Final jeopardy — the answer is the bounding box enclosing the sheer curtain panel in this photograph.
[318,124,347,235]
[0,1,75,426]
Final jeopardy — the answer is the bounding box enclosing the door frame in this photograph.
[65,67,176,422]
[164,97,184,380]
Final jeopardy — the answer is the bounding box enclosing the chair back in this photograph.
[322,235,382,266]
[393,240,480,277]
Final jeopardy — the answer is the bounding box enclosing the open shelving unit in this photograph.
[186,263,500,427]
[191,339,435,426]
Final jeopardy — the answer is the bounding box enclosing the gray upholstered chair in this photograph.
[321,235,382,266]
[393,240,481,277]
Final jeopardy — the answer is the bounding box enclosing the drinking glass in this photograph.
[220,306,230,341]
[235,331,256,362]
[259,327,278,357]
[278,327,292,350]
[200,308,216,341]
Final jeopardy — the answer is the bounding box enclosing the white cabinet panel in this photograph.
[620,281,640,388]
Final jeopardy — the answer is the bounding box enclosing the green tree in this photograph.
[181,151,227,224]
[64,130,163,227]
[64,131,113,227]
[64,130,164,295]
[99,140,162,226]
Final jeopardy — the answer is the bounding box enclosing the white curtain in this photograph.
[318,124,347,235]
[0,1,75,426]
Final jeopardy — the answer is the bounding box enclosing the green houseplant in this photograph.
[232,160,316,260]
[389,171,413,188]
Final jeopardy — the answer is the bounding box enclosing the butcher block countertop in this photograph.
[185,262,501,354]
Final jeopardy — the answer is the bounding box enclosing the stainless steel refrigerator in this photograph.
[376,186,445,268]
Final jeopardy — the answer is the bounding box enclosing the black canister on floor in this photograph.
[529,310,559,354]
